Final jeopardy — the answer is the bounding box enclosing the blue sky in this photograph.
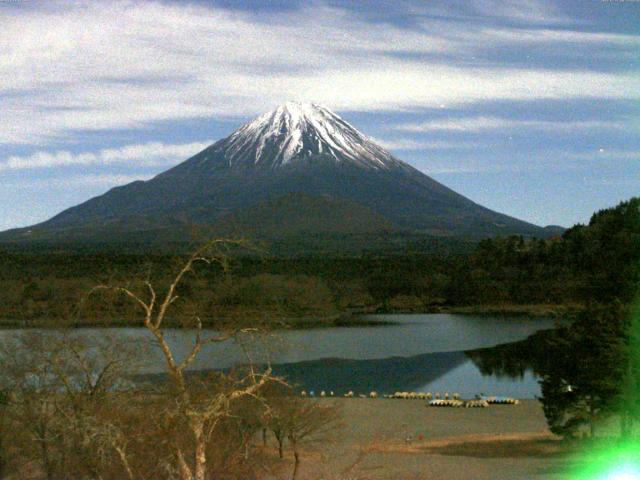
[1,0,639,231]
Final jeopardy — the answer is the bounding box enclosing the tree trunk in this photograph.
[291,447,300,480]
[589,399,595,438]
[262,427,267,447]
[40,439,53,480]
[177,449,193,480]
[115,446,135,480]
[193,420,207,480]
[36,419,54,480]
[278,437,284,459]
[0,417,5,479]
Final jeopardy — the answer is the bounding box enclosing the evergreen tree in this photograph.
[538,305,627,438]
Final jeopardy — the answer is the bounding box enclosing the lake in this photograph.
[0,314,556,399]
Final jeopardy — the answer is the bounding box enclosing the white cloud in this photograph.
[421,165,494,174]
[564,149,640,162]
[397,116,634,133]
[4,173,155,188]
[426,148,640,175]
[0,140,213,172]
[417,160,513,175]
[467,0,570,24]
[1,1,639,146]
[372,137,480,150]
[409,0,573,25]
[62,173,154,187]
[480,27,640,45]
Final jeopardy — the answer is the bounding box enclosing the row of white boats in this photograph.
[299,390,520,407]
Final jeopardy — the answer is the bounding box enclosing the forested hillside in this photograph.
[468,197,640,438]
[0,198,637,326]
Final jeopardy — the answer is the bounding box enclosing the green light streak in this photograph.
[568,440,640,479]
[569,296,640,479]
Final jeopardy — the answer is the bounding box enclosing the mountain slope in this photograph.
[0,102,549,244]
[213,193,399,236]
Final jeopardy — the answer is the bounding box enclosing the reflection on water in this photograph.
[0,314,556,399]
[271,351,468,394]
[272,347,544,399]
[423,361,541,399]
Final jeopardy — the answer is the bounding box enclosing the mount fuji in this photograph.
[0,102,550,246]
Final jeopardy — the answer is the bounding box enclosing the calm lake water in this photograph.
[1,314,556,398]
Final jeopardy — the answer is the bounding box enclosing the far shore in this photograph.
[427,303,581,317]
[0,303,573,330]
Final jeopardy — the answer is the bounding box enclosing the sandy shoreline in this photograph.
[263,398,575,479]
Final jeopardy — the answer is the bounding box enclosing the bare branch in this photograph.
[89,284,152,321]
[144,280,157,313]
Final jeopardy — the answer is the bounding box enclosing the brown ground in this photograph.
[261,398,578,480]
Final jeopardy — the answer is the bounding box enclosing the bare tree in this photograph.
[89,239,278,480]
[0,331,143,479]
[264,387,342,480]
[0,240,301,479]
[0,333,70,479]
[286,400,341,480]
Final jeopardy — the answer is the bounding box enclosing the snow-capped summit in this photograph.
[187,102,407,171]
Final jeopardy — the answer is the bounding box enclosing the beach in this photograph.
[263,398,575,479]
